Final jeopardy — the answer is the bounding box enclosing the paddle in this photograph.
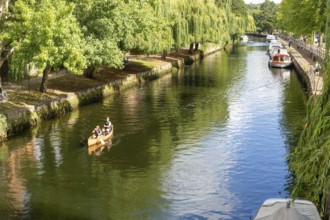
[100,136,105,145]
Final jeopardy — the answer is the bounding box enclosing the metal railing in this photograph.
[279,34,326,60]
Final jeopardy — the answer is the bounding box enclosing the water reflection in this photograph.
[0,138,34,217]
[270,68,292,83]
[88,140,113,155]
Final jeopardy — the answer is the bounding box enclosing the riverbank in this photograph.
[0,45,225,142]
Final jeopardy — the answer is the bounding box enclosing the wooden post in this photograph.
[324,192,330,220]
[189,43,194,54]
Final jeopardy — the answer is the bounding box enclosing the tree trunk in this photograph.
[0,73,5,101]
[83,66,96,78]
[0,76,2,94]
[189,43,194,54]
[39,66,51,93]
[161,50,167,60]
[194,43,199,51]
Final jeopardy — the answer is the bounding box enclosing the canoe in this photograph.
[87,125,114,147]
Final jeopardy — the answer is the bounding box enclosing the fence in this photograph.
[279,34,326,60]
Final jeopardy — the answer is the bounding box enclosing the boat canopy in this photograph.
[271,54,291,62]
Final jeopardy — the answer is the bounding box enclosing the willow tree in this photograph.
[169,0,238,52]
[203,1,230,44]
[170,0,190,50]
[187,0,231,51]
[289,0,330,214]
[69,0,173,77]
[1,0,86,93]
[224,0,256,42]
[148,0,174,59]
[115,0,172,56]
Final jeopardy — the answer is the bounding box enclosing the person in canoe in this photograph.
[92,125,103,139]
[103,117,112,134]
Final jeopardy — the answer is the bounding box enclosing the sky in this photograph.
[244,0,282,3]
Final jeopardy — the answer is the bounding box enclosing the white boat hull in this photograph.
[240,35,249,42]
[268,61,293,68]
[254,198,321,220]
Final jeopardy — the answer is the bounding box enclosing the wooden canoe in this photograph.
[88,125,114,147]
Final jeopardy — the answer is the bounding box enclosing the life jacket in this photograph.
[97,128,102,135]
[94,128,102,137]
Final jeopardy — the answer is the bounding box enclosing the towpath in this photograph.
[279,37,323,95]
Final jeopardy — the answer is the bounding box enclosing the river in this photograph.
[0,37,307,219]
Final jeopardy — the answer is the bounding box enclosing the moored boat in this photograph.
[268,41,282,51]
[240,35,249,42]
[268,53,292,68]
[266,34,276,42]
[253,198,321,220]
[267,40,283,58]
[88,125,114,147]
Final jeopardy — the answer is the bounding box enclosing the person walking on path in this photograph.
[314,61,320,75]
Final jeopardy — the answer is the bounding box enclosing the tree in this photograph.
[259,0,277,33]
[115,0,172,55]
[231,0,248,18]
[70,0,171,77]
[169,0,247,50]
[72,0,124,78]
[0,0,10,97]
[277,0,326,42]
[1,0,86,93]
[248,1,277,33]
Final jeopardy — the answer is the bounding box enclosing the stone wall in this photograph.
[2,59,183,141]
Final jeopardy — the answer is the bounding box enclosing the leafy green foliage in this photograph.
[231,0,248,17]
[247,0,277,33]
[277,0,326,36]
[169,0,254,48]
[261,0,277,33]
[1,0,86,82]
[68,0,123,73]
[115,0,171,54]
[1,0,254,84]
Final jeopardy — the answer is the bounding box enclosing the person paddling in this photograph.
[103,117,112,134]
[92,125,102,139]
